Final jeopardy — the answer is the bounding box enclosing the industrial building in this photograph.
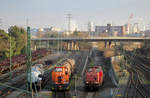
[95,24,126,36]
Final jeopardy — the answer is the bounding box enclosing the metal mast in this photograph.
[26,18,29,27]
[67,13,72,33]
[26,26,32,93]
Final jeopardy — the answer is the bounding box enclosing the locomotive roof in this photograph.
[56,58,74,66]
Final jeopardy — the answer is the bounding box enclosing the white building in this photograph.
[88,21,94,32]
[132,23,139,33]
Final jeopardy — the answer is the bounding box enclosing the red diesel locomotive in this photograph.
[84,66,103,89]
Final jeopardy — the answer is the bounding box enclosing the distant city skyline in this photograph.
[0,0,150,31]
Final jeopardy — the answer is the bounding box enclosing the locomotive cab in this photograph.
[51,58,75,90]
[52,66,70,90]
[84,66,103,89]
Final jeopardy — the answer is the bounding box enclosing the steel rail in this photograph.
[124,54,150,97]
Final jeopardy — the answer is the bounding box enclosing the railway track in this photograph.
[130,69,145,98]
[124,74,132,98]
[125,68,150,98]
[136,70,150,97]
[0,67,26,83]
[0,52,70,97]
[77,49,104,98]
[50,51,89,98]
[0,67,51,97]
[124,53,150,98]
[86,91,98,98]
[0,49,49,74]
[125,54,150,79]
[0,78,26,97]
[53,91,69,98]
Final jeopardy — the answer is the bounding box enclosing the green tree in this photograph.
[8,26,27,56]
[0,30,9,61]
[0,26,27,62]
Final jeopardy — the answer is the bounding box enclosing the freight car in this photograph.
[0,49,48,74]
[27,63,45,91]
[51,58,75,90]
[84,66,103,90]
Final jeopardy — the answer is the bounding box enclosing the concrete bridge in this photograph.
[31,37,150,51]
[31,37,150,42]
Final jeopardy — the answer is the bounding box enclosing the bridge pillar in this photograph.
[105,41,112,48]
[108,41,112,48]
[74,42,79,50]
[114,41,117,47]
[39,40,42,49]
[67,42,71,50]
[75,43,79,50]
[35,41,39,49]
[46,40,49,50]
[31,41,37,51]
[33,43,37,51]
[71,41,79,51]
[105,41,107,48]
[67,42,69,50]
[72,41,77,50]
[71,41,74,50]
[74,44,77,50]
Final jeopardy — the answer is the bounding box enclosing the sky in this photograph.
[0,0,150,31]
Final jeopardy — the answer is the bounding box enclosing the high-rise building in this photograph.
[88,21,94,32]
[132,23,139,33]
[124,24,129,34]
[71,21,78,32]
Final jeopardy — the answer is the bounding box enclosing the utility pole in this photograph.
[67,13,72,34]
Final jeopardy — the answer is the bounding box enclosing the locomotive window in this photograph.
[96,68,100,72]
[87,68,92,72]
[54,68,62,72]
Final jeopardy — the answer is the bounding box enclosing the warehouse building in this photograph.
[95,24,126,36]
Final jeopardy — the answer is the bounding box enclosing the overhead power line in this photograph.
[66,13,72,33]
